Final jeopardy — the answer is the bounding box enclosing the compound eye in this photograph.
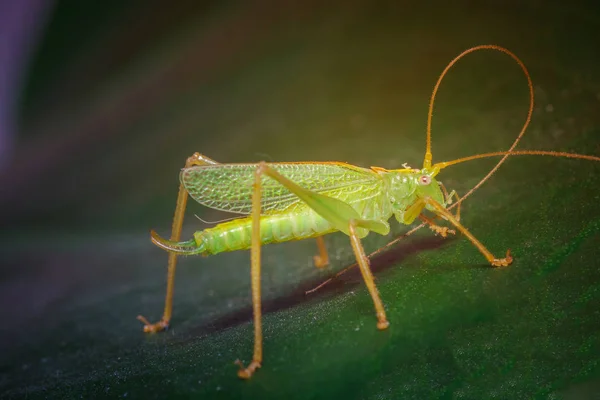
[418,175,431,186]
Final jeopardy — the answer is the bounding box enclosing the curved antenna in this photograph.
[435,150,600,167]
[307,45,535,295]
[384,45,534,267]
[424,44,533,169]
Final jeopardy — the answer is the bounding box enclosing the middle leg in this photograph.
[424,196,512,267]
[313,236,330,268]
[348,220,389,330]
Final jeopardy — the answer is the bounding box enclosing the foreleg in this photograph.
[424,197,512,267]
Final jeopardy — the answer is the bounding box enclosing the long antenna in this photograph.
[435,150,600,168]
[424,45,533,169]
[307,45,535,295]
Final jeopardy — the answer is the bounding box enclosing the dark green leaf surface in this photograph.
[1,2,599,399]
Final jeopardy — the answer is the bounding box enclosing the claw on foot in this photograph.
[375,311,390,330]
[491,249,513,267]
[137,315,169,333]
[377,320,390,330]
[313,255,329,268]
[428,224,456,238]
[235,359,261,379]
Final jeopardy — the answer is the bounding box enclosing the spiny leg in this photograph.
[439,182,461,221]
[419,214,455,238]
[447,190,461,222]
[138,153,219,333]
[418,186,461,238]
[348,221,389,330]
[313,236,330,268]
[424,197,512,267]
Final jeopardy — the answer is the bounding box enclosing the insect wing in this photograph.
[180,163,382,215]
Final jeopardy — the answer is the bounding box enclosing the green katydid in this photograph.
[137,45,600,379]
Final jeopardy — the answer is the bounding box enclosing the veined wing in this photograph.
[181,162,383,215]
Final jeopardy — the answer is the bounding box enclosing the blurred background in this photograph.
[1,1,600,398]
[3,0,599,233]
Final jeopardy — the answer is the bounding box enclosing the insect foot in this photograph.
[313,254,329,268]
[376,311,390,330]
[377,320,390,330]
[491,249,513,267]
[136,315,169,333]
[428,224,456,238]
[235,360,261,379]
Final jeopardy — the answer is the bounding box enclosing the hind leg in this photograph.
[137,153,219,333]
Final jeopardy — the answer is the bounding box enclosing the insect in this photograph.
[136,45,600,379]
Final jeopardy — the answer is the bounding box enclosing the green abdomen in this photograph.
[195,194,392,256]
[195,212,335,255]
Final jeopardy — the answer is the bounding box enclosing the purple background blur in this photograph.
[0,0,54,168]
